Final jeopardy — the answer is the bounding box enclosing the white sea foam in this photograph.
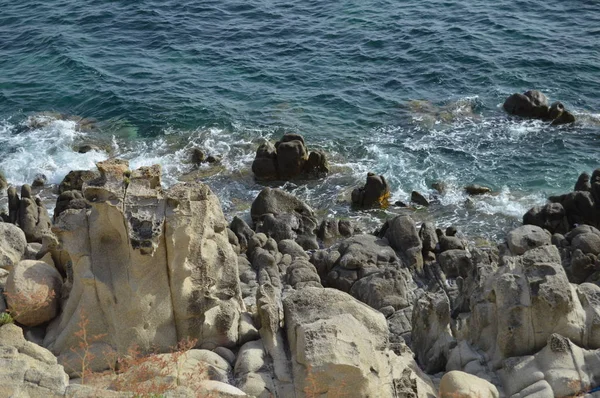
[0,117,107,186]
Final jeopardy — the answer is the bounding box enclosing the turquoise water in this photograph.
[1,0,599,239]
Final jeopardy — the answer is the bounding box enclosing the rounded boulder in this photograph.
[506,225,551,255]
[5,260,62,326]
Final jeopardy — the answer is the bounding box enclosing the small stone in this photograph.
[77,144,100,153]
[206,155,221,164]
[31,174,47,188]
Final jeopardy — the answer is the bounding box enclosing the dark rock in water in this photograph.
[77,144,100,153]
[31,174,47,188]
[503,90,549,119]
[252,142,278,180]
[351,173,390,208]
[54,190,90,221]
[549,101,565,120]
[251,133,328,181]
[251,187,318,249]
[445,226,458,237]
[276,138,308,179]
[431,181,447,195]
[59,170,99,194]
[551,110,576,126]
[394,201,408,207]
[305,150,329,176]
[206,155,221,164]
[411,191,429,207]
[575,173,592,192]
[465,184,491,195]
[190,147,206,165]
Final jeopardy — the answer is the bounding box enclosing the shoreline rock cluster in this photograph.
[0,95,592,397]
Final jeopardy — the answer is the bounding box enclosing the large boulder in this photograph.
[459,246,587,368]
[351,173,390,208]
[382,215,424,272]
[43,160,244,375]
[251,134,328,180]
[5,260,62,326]
[503,90,550,119]
[283,287,434,397]
[0,222,27,271]
[439,371,499,398]
[506,225,551,255]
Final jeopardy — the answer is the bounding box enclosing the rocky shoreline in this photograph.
[0,96,595,398]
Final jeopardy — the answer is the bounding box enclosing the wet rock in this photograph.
[548,101,565,120]
[251,134,328,180]
[432,181,447,195]
[77,144,100,153]
[206,154,221,164]
[503,90,549,119]
[31,174,47,188]
[465,184,492,195]
[394,200,408,207]
[410,191,429,206]
[351,173,390,208]
[190,147,206,165]
[575,172,592,192]
[551,110,576,126]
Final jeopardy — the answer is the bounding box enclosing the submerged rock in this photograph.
[465,184,491,195]
[503,89,575,125]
